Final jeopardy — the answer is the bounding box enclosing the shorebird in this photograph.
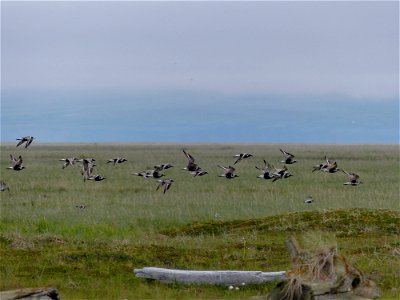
[324,160,341,173]
[233,153,253,165]
[312,156,330,172]
[342,170,362,186]
[88,175,106,181]
[150,167,165,178]
[156,178,174,194]
[255,160,275,179]
[16,136,34,148]
[271,165,293,182]
[154,163,174,170]
[60,157,79,169]
[0,181,10,191]
[218,165,238,179]
[132,168,165,179]
[76,204,87,209]
[304,196,313,204]
[191,168,208,177]
[312,156,339,173]
[132,170,153,178]
[182,149,199,171]
[280,149,297,164]
[106,158,127,165]
[81,158,96,181]
[7,154,25,171]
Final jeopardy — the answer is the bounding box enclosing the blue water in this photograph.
[1,89,398,143]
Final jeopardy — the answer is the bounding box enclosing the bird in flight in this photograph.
[7,154,26,171]
[218,165,239,179]
[342,170,362,186]
[271,165,293,182]
[88,174,107,181]
[16,136,34,148]
[106,158,128,165]
[304,196,314,204]
[182,149,199,171]
[154,163,174,170]
[324,160,341,173]
[80,158,96,181]
[156,178,174,194]
[132,167,165,179]
[233,153,253,165]
[312,156,340,173]
[255,160,275,180]
[60,157,80,169]
[280,149,297,164]
[191,167,208,177]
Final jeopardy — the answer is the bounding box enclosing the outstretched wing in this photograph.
[16,138,26,147]
[10,154,17,164]
[15,155,23,167]
[281,149,294,157]
[233,156,242,165]
[25,137,34,148]
[156,180,164,191]
[183,149,195,163]
[218,165,228,171]
[341,169,351,177]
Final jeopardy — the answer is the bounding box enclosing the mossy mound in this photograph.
[162,208,400,237]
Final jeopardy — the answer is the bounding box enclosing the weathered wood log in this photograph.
[134,267,286,285]
[0,287,60,300]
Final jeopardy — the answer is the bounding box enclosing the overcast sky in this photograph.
[1,1,399,143]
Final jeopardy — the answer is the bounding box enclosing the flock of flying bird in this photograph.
[1,136,363,195]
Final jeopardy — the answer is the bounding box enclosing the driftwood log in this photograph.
[134,267,286,285]
[0,287,60,300]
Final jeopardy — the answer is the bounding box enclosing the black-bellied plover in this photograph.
[156,178,174,194]
[106,158,128,165]
[280,149,297,164]
[233,153,253,165]
[60,157,80,169]
[255,160,275,180]
[182,149,199,171]
[218,165,239,179]
[16,136,34,148]
[7,154,25,171]
[271,165,293,182]
[342,170,362,186]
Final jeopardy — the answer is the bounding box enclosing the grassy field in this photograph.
[0,143,399,299]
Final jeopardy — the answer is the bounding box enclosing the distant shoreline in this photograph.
[0,141,398,146]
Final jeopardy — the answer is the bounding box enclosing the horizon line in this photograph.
[0,141,398,146]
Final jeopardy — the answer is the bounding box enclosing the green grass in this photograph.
[0,143,399,299]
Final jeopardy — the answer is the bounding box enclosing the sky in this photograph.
[1,1,399,143]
